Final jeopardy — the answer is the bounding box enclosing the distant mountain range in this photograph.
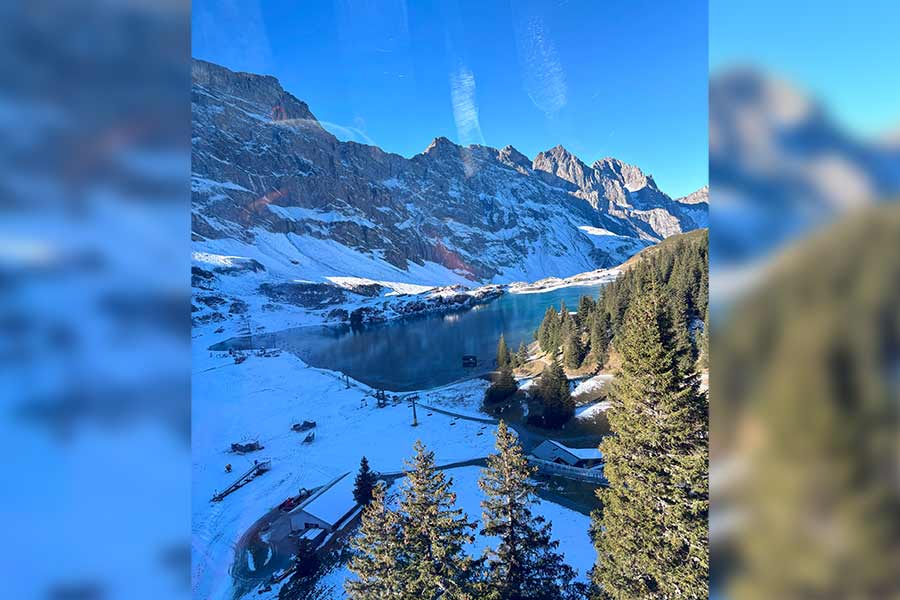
[710,67,900,267]
[191,59,707,291]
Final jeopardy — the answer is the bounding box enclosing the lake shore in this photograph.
[508,267,620,294]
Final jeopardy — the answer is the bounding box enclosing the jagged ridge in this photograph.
[191,58,707,286]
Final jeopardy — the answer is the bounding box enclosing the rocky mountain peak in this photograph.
[532,144,591,189]
[192,59,708,286]
[712,67,820,130]
[544,144,581,163]
[498,145,532,172]
[592,157,657,192]
[423,136,460,156]
[677,185,709,205]
[192,58,322,129]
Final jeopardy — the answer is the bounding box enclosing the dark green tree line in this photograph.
[534,229,709,376]
[591,278,708,599]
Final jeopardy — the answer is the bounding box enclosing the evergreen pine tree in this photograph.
[590,310,611,368]
[485,362,518,405]
[695,257,708,318]
[397,441,480,599]
[578,295,596,326]
[592,282,708,599]
[537,361,560,423]
[537,307,556,353]
[669,295,697,375]
[698,311,709,370]
[479,421,582,600]
[353,456,378,505]
[548,306,562,355]
[557,366,574,421]
[346,483,405,600]
[563,326,585,370]
[497,334,512,369]
[538,357,573,428]
[516,341,528,366]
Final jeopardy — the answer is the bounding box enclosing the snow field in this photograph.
[191,339,496,600]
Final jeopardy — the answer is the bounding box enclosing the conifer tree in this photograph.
[479,421,582,600]
[563,326,585,369]
[669,296,697,375]
[547,306,562,354]
[497,334,512,369]
[549,326,562,357]
[590,310,611,368]
[698,311,709,370]
[556,364,573,418]
[697,264,709,318]
[537,307,557,353]
[485,362,518,405]
[353,455,378,505]
[537,361,560,423]
[346,483,404,600]
[397,441,480,599]
[592,282,708,599]
[516,341,528,366]
[578,295,596,326]
[538,357,574,428]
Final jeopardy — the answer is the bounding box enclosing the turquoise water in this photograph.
[214,284,605,391]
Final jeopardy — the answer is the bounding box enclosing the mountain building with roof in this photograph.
[288,472,358,533]
[531,439,603,469]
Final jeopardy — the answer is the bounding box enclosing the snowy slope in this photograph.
[191,59,705,301]
[192,344,498,600]
[193,322,602,600]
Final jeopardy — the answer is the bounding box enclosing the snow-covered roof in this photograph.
[542,439,603,461]
[296,472,357,526]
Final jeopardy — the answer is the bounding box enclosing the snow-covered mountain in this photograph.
[191,59,707,325]
[710,68,900,267]
[677,185,709,205]
[532,146,707,239]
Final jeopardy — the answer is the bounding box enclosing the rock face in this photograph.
[192,58,707,286]
[676,185,709,205]
[530,147,708,240]
[710,68,900,266]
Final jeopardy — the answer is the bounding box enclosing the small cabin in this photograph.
[289,472,358,533]
[532,440,603,469]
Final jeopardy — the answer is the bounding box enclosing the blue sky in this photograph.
[193,0,708,198]
[711,0,900,138]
